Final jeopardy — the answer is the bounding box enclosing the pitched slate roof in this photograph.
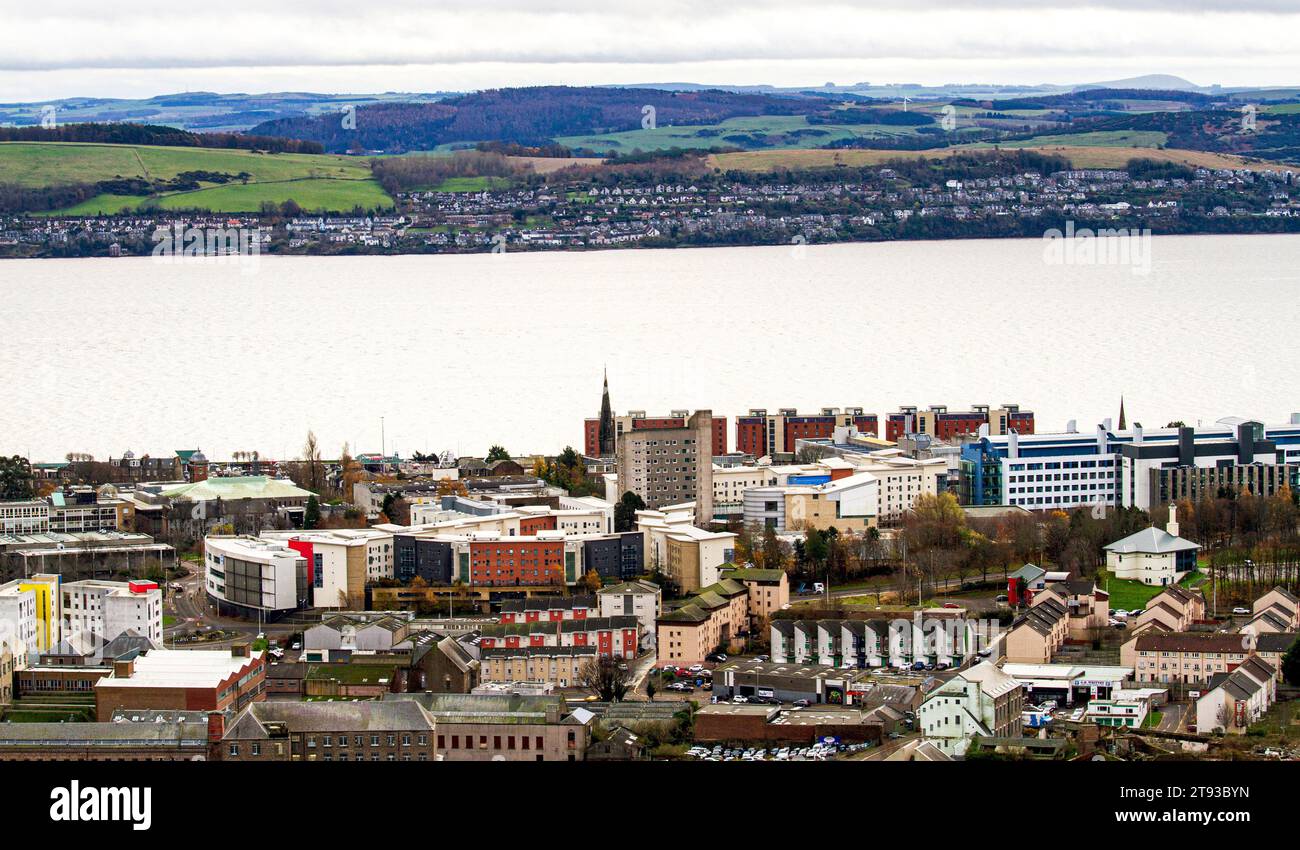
[227,701,436,738]
[499,595,596,613]
[1134,632,1247,654]
[1104,526,1199,555]
[597,580,660,595]
[719,567,785,583]
[481,645,597,658]
[1008,563,1046,582]
[1254,632,1298,653]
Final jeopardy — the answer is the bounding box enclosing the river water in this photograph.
[1,233,1296,462]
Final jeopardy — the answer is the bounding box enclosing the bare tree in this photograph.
[577,655,632,702]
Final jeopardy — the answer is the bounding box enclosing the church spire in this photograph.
[598,368,615,456]
[1118,395,1127,431]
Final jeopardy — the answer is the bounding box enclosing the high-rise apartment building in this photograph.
[616,410,714,517]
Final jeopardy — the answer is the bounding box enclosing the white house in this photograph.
[597,580,661,650]
[1194,655,1277,734]
[1083,688,1164,729]
[917,661,1024,755]
[1103,505,1200,586]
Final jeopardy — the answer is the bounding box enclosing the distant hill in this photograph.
[247,86,814,154]
[1079,74,1205,92]
[0,91,456,133]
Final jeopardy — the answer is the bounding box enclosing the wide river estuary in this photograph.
[2,233,1297,462]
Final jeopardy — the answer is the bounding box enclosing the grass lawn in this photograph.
[1098,571,1166,611]
[163,615,178,626]
[1098,569,1206,611]
[1144,711,1163,728]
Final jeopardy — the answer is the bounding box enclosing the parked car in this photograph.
[995,594,1009,603]
[793,699,811,708]
[942,602,960,609]
[1233,607,1251,615]
[732,695,749,703]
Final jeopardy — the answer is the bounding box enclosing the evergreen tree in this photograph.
[304,494,321,529]
[1283,637,1300,686]
[614,491,646,533]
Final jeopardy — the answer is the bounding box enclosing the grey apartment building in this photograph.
[616,410,714,517]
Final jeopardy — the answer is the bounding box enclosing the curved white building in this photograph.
[204,535,307,619]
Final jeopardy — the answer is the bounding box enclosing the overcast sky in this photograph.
[2,0,1298,101]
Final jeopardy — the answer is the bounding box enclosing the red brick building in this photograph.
[519,514,558,535]
[479,615,640,659]
[736,408,878,457]
[885,404,1035,441]
[94,645,266,717]
[499,595,596,623]
[585,411,727,458]
[469,539,565,586]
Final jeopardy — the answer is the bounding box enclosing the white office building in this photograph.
[204,535,307,617]
[0,581,38,666]
[61,579,163,644]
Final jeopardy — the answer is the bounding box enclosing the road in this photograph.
[163,563,306,649]
[1158,702,1186,733]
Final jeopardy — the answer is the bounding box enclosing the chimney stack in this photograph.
[207,711,225,744]
[1166,504,1180,538]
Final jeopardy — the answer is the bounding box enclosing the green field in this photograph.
[968,130,1169,149]
[1,141,394,213]
[430,175,513,192]
[555,113,963,154]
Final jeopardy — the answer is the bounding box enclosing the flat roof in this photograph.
[96,649,262,690]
